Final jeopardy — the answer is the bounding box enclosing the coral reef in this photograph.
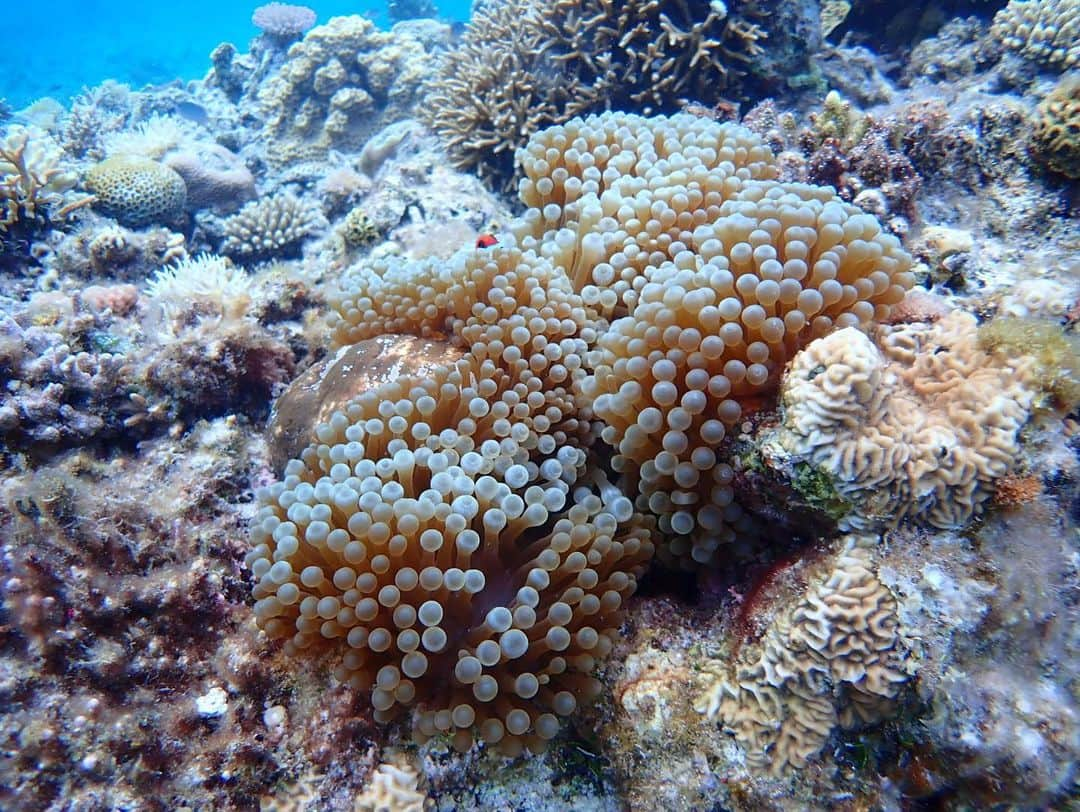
[83,156,187,228]
[221,194,326,261]
[766,311,1039,530]
[2,4,1079,810]
[697,534,910,775]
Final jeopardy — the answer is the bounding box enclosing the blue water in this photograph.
[2,1,472,111]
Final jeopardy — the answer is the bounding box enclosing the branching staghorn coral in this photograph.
[696,534,910,775]
[423,0,769,189]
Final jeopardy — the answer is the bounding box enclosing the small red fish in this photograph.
[475,233,498,248]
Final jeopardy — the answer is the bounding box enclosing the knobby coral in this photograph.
[991,0,1080,71]
[696,535,910,775]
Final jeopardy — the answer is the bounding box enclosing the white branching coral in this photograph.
[768,311,1038,530]
[696,535,909,775]
[221,194,326,261]
[0,126,82,233]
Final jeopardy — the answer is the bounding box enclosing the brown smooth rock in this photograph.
[266,334,464,471]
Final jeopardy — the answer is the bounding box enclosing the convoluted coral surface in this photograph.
[769,311,1039,530]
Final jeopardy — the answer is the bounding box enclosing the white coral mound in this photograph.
[773,311,1038,529]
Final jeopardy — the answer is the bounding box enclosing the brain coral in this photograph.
[221,194,325,260]
[768,310,1038,530]
[696,534,909,775]
[84,155,187,228]
[1033,73,1080,179]
[991,0,1079,70]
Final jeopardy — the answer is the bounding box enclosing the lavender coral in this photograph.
[252,3,317,40]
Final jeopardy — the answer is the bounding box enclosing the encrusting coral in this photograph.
[767,311,1039,531]
[695,534,910,775]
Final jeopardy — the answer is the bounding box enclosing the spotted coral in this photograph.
[84,155,187,228]
[696,534,909,775]
[768,311,1039,531]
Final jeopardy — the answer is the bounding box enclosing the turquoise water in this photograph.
[2,1,472,110]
